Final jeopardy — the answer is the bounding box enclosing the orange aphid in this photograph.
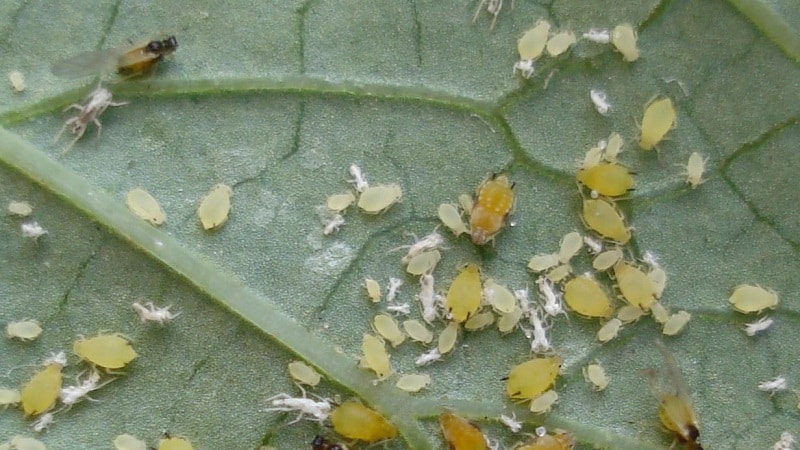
[469,174,515,245]
[439,411,489,450]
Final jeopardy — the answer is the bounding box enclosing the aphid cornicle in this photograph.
[51,36,178,79]
[469,174,515,245]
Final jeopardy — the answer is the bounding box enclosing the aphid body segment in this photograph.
[470,174,514,245]
[73,333,137,370]
[157,436,194,450]
[639,97,676,150]
[464,310,495,331]
[446,264,482,322]
[330,400,397,443]
[439,411,489,450]
[563,275,614,318]
[357,184,402,214]
[21,363,63,417]
[113,433,148,450]
[650,301,670,324]
[395,374,431,392]
[529,389,558,413]
[51,36,178,79]
[577,163,634,197]
[197,183,233,230]
[611,24,640,62]
[6,320,43,341]
[506,357,561,400]
[593,248,623,271]
[405,250,441,276]
[55,85,128,154]
[126,188,166,225]
[729,284,779,313]
[582,198,630,243]
[528,253,560,272]
[360,334,392,379]
[399,231,444,264]
[604,132,624,163]
[288,361,322,387]
[558,232,583,263]
[8,70,25,92]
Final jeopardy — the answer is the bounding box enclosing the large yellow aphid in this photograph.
[576,163,634,197]
[197,183,233,230]
[582,198,631,243]
[518,20,551,60]
[357,184,402,214]
[729,284,779,313]
[469,174,515,245]
[563,275,614,318]
[639,97,676,150]
[438,203,468,236]
[126,188,166,225]
[446,264,482,322]
[373,314,406,347]
[613,262,656,310]
[288,361,322,387]
[360,333,392,379]
[517,429,575,450]
[506,356,561,400]
[331,400,397,442]
[73,333,138,370]
[157,436,194,450]
[439,411,489,450]
[611,24,640,62]
[20,363,63,417]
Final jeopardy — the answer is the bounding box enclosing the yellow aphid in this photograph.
[597,318,623,343]
[406,250,441,275]
[6,320,43,341]
[357,184,402,214]
[546,264,572,283]
[402,320,433,344]
[438,321,460,355]
[126,188,165,225]
[582,198,630,243]
[373,314,406,347]
[729,284,778,313]
[611,24,640,62]
[546,30,577,56]
[593,248,623,271]
[497,307,523,334]
[483,278,516,313]
[8,436,47,450]
[663,311,691,336]
[581,145,604,170]
[364,278,381,303]
[464,310,495,331]
[157,436,194,450]
[21,363,63,417]
[528,253,560,272]
[395,374,431,393]
[557,232,583,263]
[8,200,33,217]
[604,132,624,163]
[529,389,559,414]
[506,356,562,400]
[446,264,482,322]
[0,388,21,408]
[439,411,489,450]
[331,400,397,442]
[113,433,147,450]
[614,262,656,310]
[518,430,575,450]
[639,97,676,150]
[438,203,468,236]
[73,333,138,370]
[616,305,646,323]
[197,183,233,230]
[577,163,634,197]
[287,361,322,387]
[683,152,707,188]
[361,334,392,379]
[583,363,609,391]
[648,267,668,298]
[326,191,356,212]
[458,194,474,215]
[563,275,614,318]
[470,174,514,245]
[518,20,551,60]
[650,301,670,324]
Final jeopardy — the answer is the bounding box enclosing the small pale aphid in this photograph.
[405,250,441,276]
[395,374,430,392]
[773,431,796,450]
[113,433,147,450]
[364,278,381,303]
[132,302,180,325]
[417,273,439,323]
[357,184,402,214]
[593,248,623,271]
[729,284,779,313]
[577,163,634,197]
[59,369,110,408]
[403,319,434,344]
[648,267,668,299]
[360,333,392,379]
[483,279,516,314]
[582,28,611,44]
[584,236,603,254]
[616,305,645,323]
[9,436,47,450]
[288,361,322,387]
[590,89,611,116]
[73,333,138,370]
[6,320,43,341]
[21,363,63,417]
[415,348,442,366]
[518,20,551,60]
[0,388,21,408]
[446,264,482,323]
[331,400,397,442]
[557,232,583,263]
[157,436,194,450]
[373,314,406,347]
[322,214,345,235]
[758,376,788,395]
[386,277,403,304]
[497,306,523,334]
[604,132,625,163]
[438,203,468,236]
[348,164,369,193]
[613,261,656,310]
[438,321,460,355]
[582,198,630,243]
[31,412,55,433]
[529,389,559,414]
[513,59,535,79]
[8,201,33,217]
[458,194,474,215]
[662,311,691,336]
[265,385,332,424]
[326,191,356,212]
[464,310,495,331]
[650,301,670,324]
[470,174,515,245]
[398,231,445,264]
[597,318,623,343]
[546,264,572,283]
[439,411,489,450]
[639,97,677,150]
[562,275,614,318]
[611,24,640,62]
[581,146,604,170]
[506,356,562,401]
[744,316,774,336]
[21,221,47,240]
[197,183,233,230]
[55,85,128,154]
[536,276,565,317]
[528,253,560,272]
[546,31,577,57]
[583,363,609,391]
[524,306,553,354]
[683,152,708,188]
[126,188,165,225]
[9,70,26,92]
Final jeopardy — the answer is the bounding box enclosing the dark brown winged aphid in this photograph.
[51,36,177,79]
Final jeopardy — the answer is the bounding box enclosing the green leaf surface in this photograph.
[1,1,799,449]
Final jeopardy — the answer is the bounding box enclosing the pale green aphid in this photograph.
[546,264,572,283]
[288,361,322,387]
[597,318,623,343]
[113,434,147,450]
[464,310,495,331]
[7,201,33,217]
[557,231,583,263]
[662,311,691,336]
[583,363,609,391]
[518,20,551,60]
[357,184,402,214]
[528,253,559,272]
[458,194,474,215]
[361,333,392,379]
[326,191,356,212]
[529,389,559,414]
[483,278,516,313]
[497,307,523,334]
[639,97,676,150]
[125,187,165,225]
[437,321,459,355]
[6,320,43,341]
[406,250,441,275]
[157,437,194,450]
[604,132,624,163]
[364,278,381,303]
[582,198,631,243]
[546,30,577,56]
[74,333,137,370]
[593,248,623,271]
[613,262,656,310]
[9,436,47,450]
[438,203,468,236]
[197,183,233,230]
[729,284,779,313]
[373,314,406,347]
[402,319,433,344]
[563,275,614,318]
[395,374,431,393]
[616,305,645,324]
[611,24,640,62]
[0,388,21,408]
[650,300,670,324]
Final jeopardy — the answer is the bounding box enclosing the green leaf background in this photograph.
[1,0,799,448]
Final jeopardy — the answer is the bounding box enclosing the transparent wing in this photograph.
[50,47,126,79]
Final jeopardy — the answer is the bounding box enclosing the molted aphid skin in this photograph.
[446,264,482,323]
[126,188,165,225]
[590,89,611,116]
[395,374,430,392]
[662,311,691,336]
[563,275,614,318]
[614,262,656,310]
[639,97,676,150]
[584,363,609,391]
[611,24,640,62]
[197,183,233,230]
[6,320,43,341]
[470,174,515,245]
[506,357,562,400]
[597,318,623,343]
[518,21,551,60]
[729,284,778,313]
[403,320,433,344]
[326,191,356,212]
[546,31,576,56]
[113,433,147,450]
[157,436,194,450]
[743,316,773,336]
[8,201,33,217]
[439,411,489,450]
[373,314,405,347]
[21,363,63,417]
[683,152,707,188]
[582,28,611,44]
[331,401,397,443]
[361,334,392,379]
[357,184,402,214]
[55,85,129,154]
[73,333,138,370]
[438,321,460,355]
[288,361,322,387]
[576,164,634,197]
[529,389,559,414]
[582,198,630,243]
[438,203,468,236]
